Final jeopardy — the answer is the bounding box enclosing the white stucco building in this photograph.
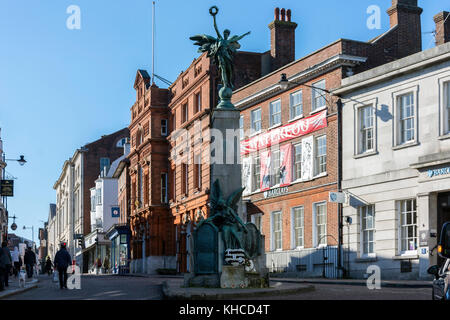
[52,149,84,265]
[336,41,450,280]
[84,145,129,273]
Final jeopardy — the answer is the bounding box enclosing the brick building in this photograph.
[52,127,129,272]
[232,1,425,277]
[127,70,176,273]
[166,18,292,272]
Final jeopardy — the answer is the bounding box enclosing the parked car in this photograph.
[428,222,450,300]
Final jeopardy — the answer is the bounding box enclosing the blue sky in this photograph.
[0,0,448,241]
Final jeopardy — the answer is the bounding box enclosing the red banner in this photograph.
[241,110,327,155]
[279,144,292,187]
[260,150,271,192]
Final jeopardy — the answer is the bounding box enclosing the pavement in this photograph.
[2,272,433,300]
[161,277,315,300]
[0,275,39,299]
[271,276,432,288]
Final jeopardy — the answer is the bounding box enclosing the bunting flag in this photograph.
[301,136,314,181]
[260,150,271,192]
[241,109,327,155]
[241,157,253,196]
[279,144,293,187]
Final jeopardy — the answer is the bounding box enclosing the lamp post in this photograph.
[23,225,34,250]
[2,154,27,241]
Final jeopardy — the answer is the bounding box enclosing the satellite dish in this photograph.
[11,222,17,231]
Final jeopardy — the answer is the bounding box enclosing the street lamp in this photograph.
[23,225,34,249]
[5,155,27,166]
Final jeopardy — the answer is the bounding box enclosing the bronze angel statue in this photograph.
[190,6,250,90]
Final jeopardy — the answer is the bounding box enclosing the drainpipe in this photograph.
[337,98,344,277]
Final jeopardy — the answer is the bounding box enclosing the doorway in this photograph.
[437,193,450,265]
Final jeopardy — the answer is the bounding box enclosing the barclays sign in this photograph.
[428,167,450,178]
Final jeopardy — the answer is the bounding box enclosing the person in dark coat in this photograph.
[0,247,6,291]
[45,257,53,275]
[24,246,36,278]
[1,242,12,287]
[54,242,72,289]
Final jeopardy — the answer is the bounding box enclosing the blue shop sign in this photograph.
[111,207,120,218]
[428,167,450,178]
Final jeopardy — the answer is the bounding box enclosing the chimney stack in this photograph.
[269,7,297,71]
[387,0,423,58]
[434,11,450,46]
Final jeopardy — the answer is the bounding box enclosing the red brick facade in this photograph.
[232,0,424,266]
[128,70,175,261]
[82,127,129,236]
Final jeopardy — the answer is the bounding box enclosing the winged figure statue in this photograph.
[190,6,250,89]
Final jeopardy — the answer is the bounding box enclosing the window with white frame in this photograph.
[398,93,415,144]
[360,205,375,257]
[253,156,260,192]
[271,150,281,186]
[290,90,303,119]
[358,105,375,154]
[314,202,327,247]
[91,194,96,212]
[161,119,168,136]
[251,108,262,133]
[445,82,450,134]
[292,207,304,248]
[312,80,326,112]
[294,143,302,180]
[239,116,244,140]
[272,211,282,251]
[96,188,102,205]
[315,135,327,175]
[270,99,281,127]
[399,199,417,253]
[195,92,201,114]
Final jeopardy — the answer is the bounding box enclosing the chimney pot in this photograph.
[434,11,450,46]
[280,8,286,21]
[274,8,280,21]
[286,9,292,22]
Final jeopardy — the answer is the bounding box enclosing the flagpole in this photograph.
[152,1,155,84]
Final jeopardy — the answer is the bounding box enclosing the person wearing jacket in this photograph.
[54,242,72,289]
[11,247,20,277]
[45,257,53,275]
[1,242,12,287]
[24,246,36,278]
[0,246,7,291]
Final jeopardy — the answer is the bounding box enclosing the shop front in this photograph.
[106,224,131,274]
[82,230,111,274]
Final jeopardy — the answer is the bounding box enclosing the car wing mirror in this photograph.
[438,222,450,259]
[427,265,440,279]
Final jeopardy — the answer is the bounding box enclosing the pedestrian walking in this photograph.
[45,256,53,275]
[0,246,6,291]
[1,242,12,288]
[11,247,20,278]
[24,246,36,279]
[54,242,71,289]
[103,256,110,274]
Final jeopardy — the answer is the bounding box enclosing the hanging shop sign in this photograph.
[241,110,327,155]
[111,207,120,218]
[0,180,14,197]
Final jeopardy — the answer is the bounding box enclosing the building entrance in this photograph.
[437,192,450,265]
